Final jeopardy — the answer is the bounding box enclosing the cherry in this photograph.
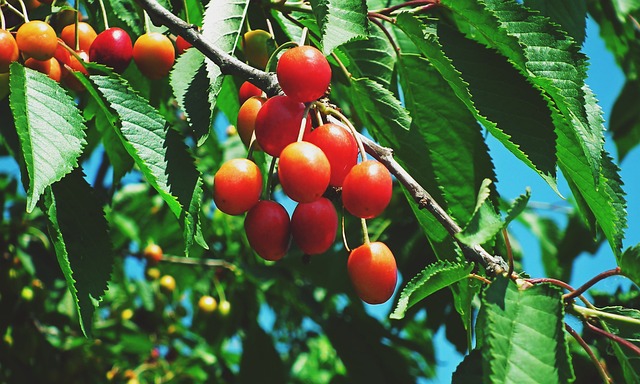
[62,50,89,92]
[307,123,358,187]
[254,95,311,157]
[347,241,397,304]
[341,160,392,219]
[53,39,71,67]
[242,29,271,69]
[159,274,176,293]
[60,21,97,52]
[132,32,175,80]
[237,95,266,149]
[143,243,163,265]
[213,158,262,215]
[24,57,61,82]
[175,35,192,55]
[16,20,58,61]
[198,295,217,313]
[238,81,262,104]
[278,141,330,203]
[89,27,133,73]
[291,197,338,255]
[218,300,231,316]
[244,200,290,261]
[276,45,331,102]
[0,30,19,72]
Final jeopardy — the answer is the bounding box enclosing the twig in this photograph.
[584,321,640,356]
[565,323,613,383]
[563,267,622,301]
[161,255,237,272]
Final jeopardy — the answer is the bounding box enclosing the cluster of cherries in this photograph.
[0,11,193,97]
[214,32,398,304]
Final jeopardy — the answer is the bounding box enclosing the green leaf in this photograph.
[481,277,574,383]
[452,349,484,383]
[504,188,531,225]
[390,261,473,320]
[9,64,86,213]
[106,0,143,36]
[171,50,212,145]
[202,0,249,139]
[456,179,502,246]
[524,0,587,45]
[395,14,558,192]
[310,0,369,55]
[350,78,411,132]
[91,74,206,254]
[620,245,640,286]
[340,26,396,88]
[43,168,114,337]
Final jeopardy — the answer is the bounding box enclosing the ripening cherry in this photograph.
[291,198,338,255]
[341,160,392,219]
[175,35,192,55]
[347,241,397,304]
[238,81,262,104]
[237,96,266,149]
[62,50,89,92]
[0,30,19,72]
[60,21,97,52]
[54,39,71,67]
[307,123,358,187]
[254,95,311,157]
[133,32,175,79]
[278,141,330,203]
[89,27,133,73]
[198,295,217,313]
[244,200,290,261]
[277,45,331,102]
[242,29,271,69]
[24,57,61,82]
[213,158,263,215]
[16,20,58,61]
[143,243,163,265]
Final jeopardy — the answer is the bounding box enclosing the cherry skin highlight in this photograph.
[277,45,331,102]
[307,123,358,187]
[341,160,392,219]
[244,200,291,261]
[16,21,58,61]
[133,32,175,80]
[0,30,19,72]
[254,95,311,157]
[291,197,338,255]
[213,158,263,215]
[90,27,133,73]
[278,141,330,203]
[347,241,397,304]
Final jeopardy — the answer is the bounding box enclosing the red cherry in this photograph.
[347,241,397,304]
[54,39,71,67]
[341,160,392,219]
[238,81,262,104]
[24,57,61,82]
[16,21,58,61]
[89,27,133,73]
[278,141,330,203]
[291,197,338,255]
[0,30,19,72]
[175,35,192,55]
[244,200,291,261]
[60,22,97,52]
[307,123,358,187]
[276,45,331,102]
[254,95,311,157]
[213,158,263,215]
[133,32,175,80]
[237,96,266,149]
[143,243,163,265]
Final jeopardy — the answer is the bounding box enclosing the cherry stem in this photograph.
[299,27,308,46]
[468,273,491,285]
[0,6,5,30]
[265,156,277,201]
[73,0,80,51]
[181,0,190,25]
[563,267,622,302]
[584,320,640,356]
[361,218,370,245]
[160,254,237,272]
[502,228,514,277]
[369,17,400,55]
[341,206,351,252]
[15,0,28,22]
[565,323,613,383]
[212,275,227,302]
[572,304,640,327]
[266,18,275,40]
[330,51,352,79]
[297,102,313,142]
[97,0,109,29]
[367,12,394,23]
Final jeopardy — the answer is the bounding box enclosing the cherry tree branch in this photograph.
[136,0,512,278]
